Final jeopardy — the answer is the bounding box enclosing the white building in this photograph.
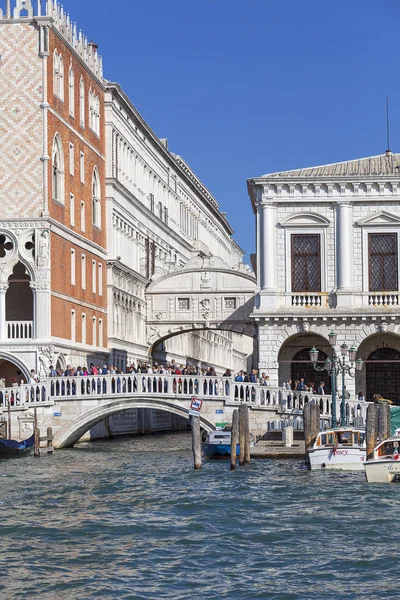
[105,83,253,372]
[248,152,400,402]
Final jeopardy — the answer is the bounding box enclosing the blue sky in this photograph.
[64,0,400,260]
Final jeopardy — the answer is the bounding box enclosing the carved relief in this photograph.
[38,345,55,379]
[37,230,50,268]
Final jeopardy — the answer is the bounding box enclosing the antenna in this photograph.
[386,96,391,153]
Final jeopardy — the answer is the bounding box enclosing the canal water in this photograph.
[0,432,399,600]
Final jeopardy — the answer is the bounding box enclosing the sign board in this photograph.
[189,409,201,418]
[54,412,62,417]
[216,409,224,414]
[190,397,203,411]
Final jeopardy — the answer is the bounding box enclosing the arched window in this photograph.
[52,134,64,204]
[80,77,85,127]
[92,168,101,228]
[89,88,100,136]
[68,65,75,117]
[53,50,64,100]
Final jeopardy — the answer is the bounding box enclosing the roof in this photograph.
[262,152,400,179]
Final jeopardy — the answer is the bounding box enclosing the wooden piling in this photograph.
[191,416,202,470]
[230,409,239,470]
[239,404,245,466]
[304,402,320,464]
[244,405,251,465]
[46,427,53,454]
[34,428,40,458]
[378,403,391,443]
[366,403,378,460]
[7,398,11,440]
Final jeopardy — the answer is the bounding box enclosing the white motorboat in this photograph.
[308,427,366,471]
[364,431,400,483]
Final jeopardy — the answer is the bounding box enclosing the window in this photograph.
[82,313,86,345]
[291,234,321,292]
[98,263,103,296]
[80,151,85,182]
[71,310,76,342]
[69,143,74,176]
[68,65,75,117]
[149,193,155,213]
[92,317,96,347]
[92,260,96,294]
[81,254,86,290]
[89,88,100,136]
[92,168,101,228]
[99,318,103,348]
[178,298,190,311]
[158,202,163,220]
[224,297,237,310]
[80,77,85,127]
[52,134,64,204]
[71,249,75,285]
[163,207,168,225]
[70,193,75,226]
[80,201,85,232]
[53,50,64,100]
[369,233,398,291]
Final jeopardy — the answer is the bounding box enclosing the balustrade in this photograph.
[368,293,399,306]
[7,320,33,340]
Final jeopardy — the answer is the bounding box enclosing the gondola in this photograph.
[0,434,35,457]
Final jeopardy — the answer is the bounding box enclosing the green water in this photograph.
[0,432,398,600]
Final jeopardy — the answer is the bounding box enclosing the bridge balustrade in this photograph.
[0,383,51,409]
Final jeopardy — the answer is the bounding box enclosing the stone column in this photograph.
[0,284,9,341]
[336,202,353,307]
[32,283,51,340]
[259,200,277,308]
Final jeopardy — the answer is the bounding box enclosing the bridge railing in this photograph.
[0,383,52,409]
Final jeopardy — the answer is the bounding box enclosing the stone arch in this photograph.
[277,330,333,388]
[356,332,400,402]
[53,398,215,448]
[0,352,30,384]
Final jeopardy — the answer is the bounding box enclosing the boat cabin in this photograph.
[374,439,400,459]
[315,429,365,447]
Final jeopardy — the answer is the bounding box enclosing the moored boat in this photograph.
[0,434,35,458]
[364,432,400,483]
[202,429,239,459]
[308,427,366,470]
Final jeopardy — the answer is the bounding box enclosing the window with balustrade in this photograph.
[368,233,398,291]
[291,234,321,292]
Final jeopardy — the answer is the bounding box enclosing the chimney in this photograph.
[160,138,168,149]
[88,41,99,52]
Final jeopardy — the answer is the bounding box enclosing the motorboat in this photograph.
[307,427,366,470]
[364,430,400,483]
[202,429,239,459]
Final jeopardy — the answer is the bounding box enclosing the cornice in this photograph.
[49,219,107,258]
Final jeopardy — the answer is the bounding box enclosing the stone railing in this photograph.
[368,293,399,307]
[0,376,369,428]
[7,320,33,339]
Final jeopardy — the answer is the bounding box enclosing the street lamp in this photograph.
[309,332,364,428]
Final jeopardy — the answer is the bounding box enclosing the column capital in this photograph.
[0,283,9,293]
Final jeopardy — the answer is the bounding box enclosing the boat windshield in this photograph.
[319,430,363,446]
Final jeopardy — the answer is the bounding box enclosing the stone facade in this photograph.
[248,152,400,402]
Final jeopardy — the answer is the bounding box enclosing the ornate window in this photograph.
[92,168,101,228]
[178,298,190,311]
[291,234,321,292]
[89,88,100,136]
[80,77,85,127]
[68,65,75,117]
[52,134,64,204]
[368,233,398,291]
[53,50,64,100]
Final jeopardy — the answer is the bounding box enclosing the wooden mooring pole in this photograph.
[304,402,320,465]
[34,426,53,458]
[366,403,378,460]
[230,409,239,470]
[239,404,245,467]
[7,397,11,441]
[191,416,202,470]
[244,405,251,465]
[34,428,40,458]
[378,403,391,443]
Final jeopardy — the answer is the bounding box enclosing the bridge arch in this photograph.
[53,397,215,448]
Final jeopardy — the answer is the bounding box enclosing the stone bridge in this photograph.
[0,374,367,448]
[146,255,257,351]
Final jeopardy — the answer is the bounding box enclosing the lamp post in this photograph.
[309,331,363,428]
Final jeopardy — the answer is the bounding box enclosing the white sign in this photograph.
[189,409,201,418]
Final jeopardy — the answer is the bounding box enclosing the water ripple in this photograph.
[1,432,399,599]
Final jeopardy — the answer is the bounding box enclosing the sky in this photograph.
[62,0,400,260]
